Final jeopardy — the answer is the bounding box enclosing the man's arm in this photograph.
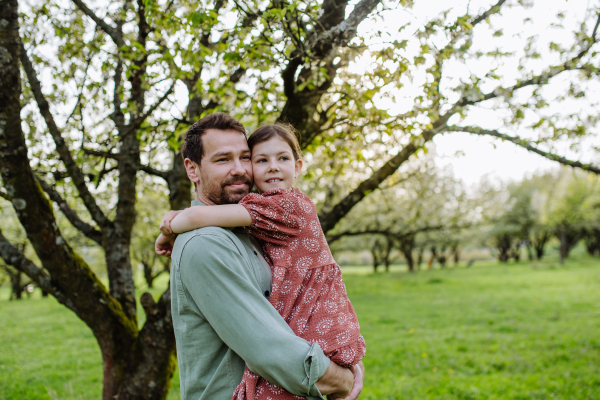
[178,231,331,398]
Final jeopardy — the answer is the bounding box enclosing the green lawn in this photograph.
[1,258,599,399]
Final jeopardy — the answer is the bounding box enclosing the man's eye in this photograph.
[242,155,251,160]
[217,158,228,162]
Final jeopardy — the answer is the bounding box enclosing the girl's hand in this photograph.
[345,361,365,400]
[155,233,175,258]
[159,210,183,236]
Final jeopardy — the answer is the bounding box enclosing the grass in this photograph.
[1,257,600,399]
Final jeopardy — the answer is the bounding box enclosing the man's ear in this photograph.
[294,159,303,179]
[184,158,200,184]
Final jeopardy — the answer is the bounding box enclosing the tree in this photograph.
[328,160,470,272]
[547,171,599,263]
[3,0,600,398]
[368,235,395,272]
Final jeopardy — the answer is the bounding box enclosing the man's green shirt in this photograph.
[170,201,330,400]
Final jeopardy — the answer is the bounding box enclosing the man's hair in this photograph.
[181,113,246,164]
[247,123,303,161]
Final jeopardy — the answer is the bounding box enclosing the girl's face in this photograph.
[251,136,303,192]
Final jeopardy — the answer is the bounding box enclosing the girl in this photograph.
[159,124,366,400]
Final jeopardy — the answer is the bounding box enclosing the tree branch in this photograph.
[139,164,168,179]
[470,0,507,27]
[128,81,175,132]
[203,67,247,111]
[306,0,381,56]
[71,0,125,47]
[83,148,119,160]
[456,13,600,109]
[0,229,76,310]
[319,127,440,233]
[20,43,111,229]
[449,125,600,175]
[327,225,448,244]
[37,178,103,245]
[112,59,125,130]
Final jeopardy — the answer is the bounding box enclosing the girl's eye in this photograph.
[256,158,266,163]
[280,156,289,161]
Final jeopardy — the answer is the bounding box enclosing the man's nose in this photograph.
[230,158,247,176]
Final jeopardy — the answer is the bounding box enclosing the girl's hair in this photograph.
[247,123,303,161]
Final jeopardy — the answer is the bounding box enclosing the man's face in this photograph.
[190,128,253,205]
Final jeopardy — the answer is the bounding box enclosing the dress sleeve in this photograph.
[239,190,303,245]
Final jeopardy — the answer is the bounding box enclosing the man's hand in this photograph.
[345,361,365,400]
[316,362,353,400]
[155,233,175,258]
[159,210,183,236]
[320,361,365,400]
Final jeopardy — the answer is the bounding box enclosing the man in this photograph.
[158,113,364,400]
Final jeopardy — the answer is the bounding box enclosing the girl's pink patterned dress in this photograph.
[233,188,366,400]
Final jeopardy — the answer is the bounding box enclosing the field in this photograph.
[1,257,600,399]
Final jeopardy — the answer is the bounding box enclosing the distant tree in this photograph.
[584,230,600,256]
[369,235,396,272]
[530,227,553,260]
[328,162,470,272]
[547,171,599,263]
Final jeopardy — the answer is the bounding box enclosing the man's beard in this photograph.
[206,175,252,205]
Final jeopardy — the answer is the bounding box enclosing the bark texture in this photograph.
[0,2,176,398]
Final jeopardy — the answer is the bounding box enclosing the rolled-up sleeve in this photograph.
[178,232,330,398]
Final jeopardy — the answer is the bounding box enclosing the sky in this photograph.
[352,0,598,186]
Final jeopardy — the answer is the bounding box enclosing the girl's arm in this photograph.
[169,205,252,234]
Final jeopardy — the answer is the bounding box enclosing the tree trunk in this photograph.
[405,252,414,272]
[451,243,460,266]
[12,269,22,300]
[559,229,566,265]
[384,236,393,273]
[496,234,511,263]
[428,246,436,270]
[370,248,380,273]
[143,261,154,288]
[535,246,544,260]
[100,293,177,400]
[166,152,191,210]
[437,245,447,268]
[397,235,415,273]
[0,6,177,397]
[584,230,600,256]
[416,247,423,270]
